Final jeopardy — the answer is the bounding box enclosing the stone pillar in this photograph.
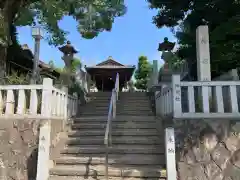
[196,25,211,81]
[41,78,53,118]
[153,60,160,114]
[62,54,73,86]
[36,121,51,180]
[84,72,89,93]
[37,78,53,180]
[152,60,158,86]
[196,25,212,109]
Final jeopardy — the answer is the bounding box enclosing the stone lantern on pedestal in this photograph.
[158,37,175,71]
[58,41,78,86]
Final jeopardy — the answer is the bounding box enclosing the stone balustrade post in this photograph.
[36,78,53,180]
[61,86,68,127]
[73,92,78,116]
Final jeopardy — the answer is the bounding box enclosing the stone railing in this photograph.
[151,25,240,180]
[156,75,240,119]
[0,78,78,120]
[0,78,80,180]
[155,74,240,180]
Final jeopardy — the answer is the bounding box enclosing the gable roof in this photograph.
[19,44,60,75]
[96,56,124,67]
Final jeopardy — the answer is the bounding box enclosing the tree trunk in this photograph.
[0,0,22,84]
[0,1,14,84]
[0,46,7,83]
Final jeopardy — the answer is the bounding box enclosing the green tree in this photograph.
[71,57,82,73]
[134,56,151,90]
[0,0,126,79]
[47,57,81,73]
[147,0,240,78]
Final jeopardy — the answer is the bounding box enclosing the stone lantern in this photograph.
[158,37,175,71]
[58,41,78,86]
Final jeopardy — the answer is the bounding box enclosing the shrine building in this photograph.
[85,56,135,91]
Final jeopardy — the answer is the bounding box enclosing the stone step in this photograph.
[81,107,150,111]
[73,120,155,124]
[118,99,149,102]
[89,94,111,96]
[79,108,152,113]
[91,94,148,97]
[72,120,157,124]
[72,121,157,126]
[91,100,149,103]
[118,100,149,103]
[49,175,166,180]
[71,123,157,129]
[74,116,155,120]
[117,110,153,113]
[117,106,151,110]
[73,118,156,123]
[79,107,152,111]
[68,129,160,137]
[79,112,154,116]
[80,106,109,109]
[54,154,165,165]
[91,98,112,101]
[116,113,154,116]
[118,98,149,100]
[87,103,150,107]
[89,92,111,94]
[92,97,149,101]
[89,103,150,107]
[119,93,148,95]
[50,165,166,178]
[78,110,153,114]
[116,105,151,109]
[81,106,150,110]
[117,97,149,99]
[61,145,165,154]
[79,112,108,115]
[85,108,152,112]
[66,136,163,145]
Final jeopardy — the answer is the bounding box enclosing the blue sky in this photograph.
[17,0,175,69]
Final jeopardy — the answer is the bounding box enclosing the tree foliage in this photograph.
[48,57,81,73]
[147,0,240,78]
[134,56,152,90]
[71,57,82,73]
[160,51,185,71]
[1,0,126,46]
[0,0,126,81]
[47,57,84,95]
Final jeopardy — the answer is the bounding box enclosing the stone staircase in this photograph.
[49,92,166,180]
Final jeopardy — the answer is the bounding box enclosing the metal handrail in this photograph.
[104,73,119,180]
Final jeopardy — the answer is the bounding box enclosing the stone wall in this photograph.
[0,119,40,180]
[0,119,64,180]
[174,119,240,180]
